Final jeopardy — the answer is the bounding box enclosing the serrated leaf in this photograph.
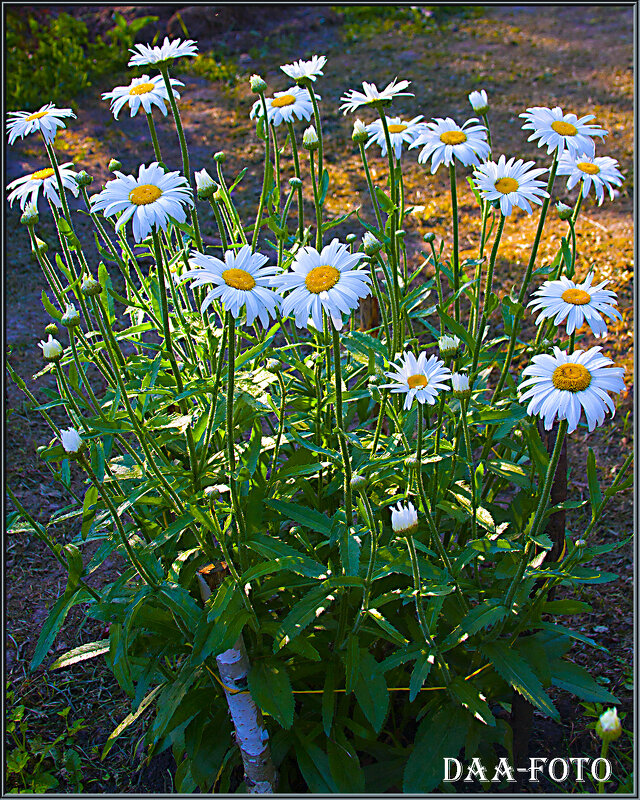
[443,600,508,648]
[403,704,470,792]
[265,498,333,536]
[448,677,496,726]
[248,659,295,729]
[354,651,388,733]
[550,659,620,704]
[409,652,433,702]
[481,641,559,720]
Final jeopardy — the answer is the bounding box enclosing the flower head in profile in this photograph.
[38,334,63,362]
[596,708,622,743]
[281,55,327,83]
[468,89,489,115]
[528,272,621,338]
[275,238,371,331]
[391,501,419,534]
[176,245,281,327]
[6,104,76,145]
[365,115,425,160]
[60,427,83,455]
[250,86,316,127]
[451,372,471,399]
[7,163,78,210]
[438,334,462,360]
[409,117,490,173]
[519,346,625,433]
[519,106,607,158]
[340,78,413,114]
[90,162,193,242]
[128,37,198,67]
[557,152,624,205]
[195,168,217,199]
[382,351,452,409]
[102,74,183,119]
[473,155,549,216]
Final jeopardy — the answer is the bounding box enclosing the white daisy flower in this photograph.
[275,238,371,331]
[409,117,490,173]
[451,372,471,398]
[128,37,198,67]
[382,351,452,410]
[176,245,281,327]
[194,168,217,199]
[468,89,489,115]
[519,346,625,433]
[473,155,549,216]
[528,272,621,338]
[391,501,419,534]
[365,115,425,160]
[102,74,183,120]
[90,162,193,242]
[6,103,76,145]
[519,106,607,158]
[281,54,327,82]
[6,163,79,210]
[340,78,413,114]
[557,152,624,205]
[250,85,316,127]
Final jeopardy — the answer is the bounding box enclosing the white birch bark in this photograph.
[198,573,277,793]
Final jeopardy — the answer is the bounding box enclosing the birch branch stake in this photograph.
[197,570,277,794]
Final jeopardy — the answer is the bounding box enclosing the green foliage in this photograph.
[183,51,240,85]
[5,10,158,110]
[332,5,482,42]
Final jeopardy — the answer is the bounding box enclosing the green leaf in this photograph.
[265,498,333,536]
[437,304,475,350]
[50,639,110,670]
[375,186,395,214]
[443,600,508,649]
[403,704,470,792]
[542,599,592,616]
[481,641,559,720]
[448,677,496,726]
[248,659,295,729]
[344,636,360,695]
[246,533,328,579]
[63,543,83,592]
[294,736,338,793]
[41,290,63,321]
[409,652,433,702]
[31,587,92,671]
[550,659,620,704]
[319,169,330,206]
[322,661,338,736]
[327,737,365,793]
[354,651,388,733]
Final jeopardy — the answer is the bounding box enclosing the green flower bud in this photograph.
[20,204,39,226]
[596,708,622,743]
[302,125,319,151]
[108,158,122,173]
[350,473,367,491]
[74,170,93,187]
[195,168,217,200]
[214,151,226,163]
[363,231,382,256]
[250,74,267,93]
[81,276,102,296]
[556,201,573,221]
[395,229,406,240]
[352,119,369,144]
[423,232,436,244]
[44,322,59,336]
[61,303,81,328]
[345,233,357,244]
[289,177,302,189]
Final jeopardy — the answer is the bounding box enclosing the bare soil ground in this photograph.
[5,4,634,792]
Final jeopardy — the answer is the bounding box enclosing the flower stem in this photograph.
[145,111,163,162]
[251,92,272,251]
[449,162,461,324]
[286,121,304,240]
[332,325,353,526]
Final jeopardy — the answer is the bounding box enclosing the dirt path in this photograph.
[5,5,633,792]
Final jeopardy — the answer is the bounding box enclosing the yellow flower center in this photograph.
[440,130,467,145]
[129,184,162,205]
[552,363,592,392]
[271,94,296,108]
[577,161,600,175]
[551,120,578,137]
[26,111,49,121]
[407,374,428,389]
[561,288,591,305]
[388,123,408,133]
[305,265,340,294]
[494,177,519,194]
[129,82,156,96]
[222,268,256,291]
[30,167,55,181]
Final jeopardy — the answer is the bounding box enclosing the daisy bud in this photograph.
[596,708,622,743]
[451,372,471,399]
[204,485,221,502]
[31,237,48,258]
[468,89,489,116]
[108,158,122,172]
[44,322,59,336]
[20,203,39,226]
[556,201,573,221]
[438,334,462,360]
[214,151,226,163]
[74,170,93,188]
[38,334,63,362]
[266,358,280,370]
[395,229,406,240]
[195,168,218,199]
[81,276,102,296]
[249,74,267,93]
[350,473,367,491]
[575,539,587,548]
[289,177,303,189]
[404,454,419,469]
[345,233,358,244]
[302,125,319,151]
[423,232,436,244]
[363,231,382,255]
[213,187,225,202]
[352,119,369,144]
[60,427,83,455]
[391,501,419,535]
[61,303,81,328]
